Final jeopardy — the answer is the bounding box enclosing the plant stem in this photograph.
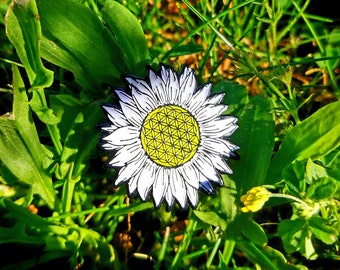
[292,0,338,93]
[270,193,307,206]
[222,239,235,267]
[61,163,78,224]
[170,215,197,270]
[237,240,280,270]
[182,0,234,50]
[35,88,63,155]
[206,236,221,268]
[155,226,170,270]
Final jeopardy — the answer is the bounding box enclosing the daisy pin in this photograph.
[100,64,238,209]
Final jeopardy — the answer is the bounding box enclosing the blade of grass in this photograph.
[206,236,222,268]
[237,240,280,270]
[181,0,234,50]
[47,201,154,221]
[170,215,197,270]
[292,0,339,93]
[161,1,253,61]
[154,226,171,270]
[222,239,236,267]
[277,0,310,42]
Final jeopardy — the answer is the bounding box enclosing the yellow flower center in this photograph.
[141,105,200,167]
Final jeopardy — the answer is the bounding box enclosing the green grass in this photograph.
[0,0,339,269]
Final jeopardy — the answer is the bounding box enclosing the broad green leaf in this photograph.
[278,218,313,257]
[5,0,53,88]
[36,0,122,92]
[102,0,150,75]
[37,0,150,94]
[304,236,317,260]
[217,83,249,220]
[29,89,59,125]
[49,94,83,142]
[266,100,340,184]
[241,218,268,246]
[3,198,52,229]
[278,219,304,253]
[0,119,55,208]
[193,210,227,229]
[219,175,238,224]
[305,159,328,184]
[1,199,113,268]
[307,177,338,201]
[283,160,306,195]
[0,199,49,245]
[229,95,275,193]
[261,245,308,270]
[0,224,45,245]
[309,216,338,245]
[55,100,103,180]
[212,81,249,115]
[12,65,46,166]
[72,101,103,178]
[321,150,340,182]
[0,65,56,208]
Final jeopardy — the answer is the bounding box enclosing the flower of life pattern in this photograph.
[141,105,200,167]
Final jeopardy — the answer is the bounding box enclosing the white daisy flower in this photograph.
[100,64,239,209]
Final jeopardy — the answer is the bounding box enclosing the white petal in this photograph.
[160,66,170,102]
[194,170,214,193]
[101,142,117,150]
[185,183,199,207]
[164,66,179,103]
[126,77,157,100]
[206,93,224,105]
[165,185,174,208]
[179,65,191,85]
[201,137,237,157]
[103,126,139,147]
[116,90,144,126]
[178,161,199,189]
[179,66,196,105]
[195,104,228,122]
[101,125,118,133]
[199,178,215,194]
[152,168,169,207]
[187,83,212,113]
[128,174,139,194]
[108,142,143,167]
[194,153,222,185]
[102,105,129,127]
[201,117,238,138]
[131,88,156,113]
[115,89,133,104]
[149,69,166,104]
[161,65,169,81]
[119,101,144,126]
[170,169,187,208]
[203,152,232,174]
[227,141,239,152]
[115,154,147,185]
[137,160,157,200]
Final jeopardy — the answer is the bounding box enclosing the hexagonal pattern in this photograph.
[141,105,200,167]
